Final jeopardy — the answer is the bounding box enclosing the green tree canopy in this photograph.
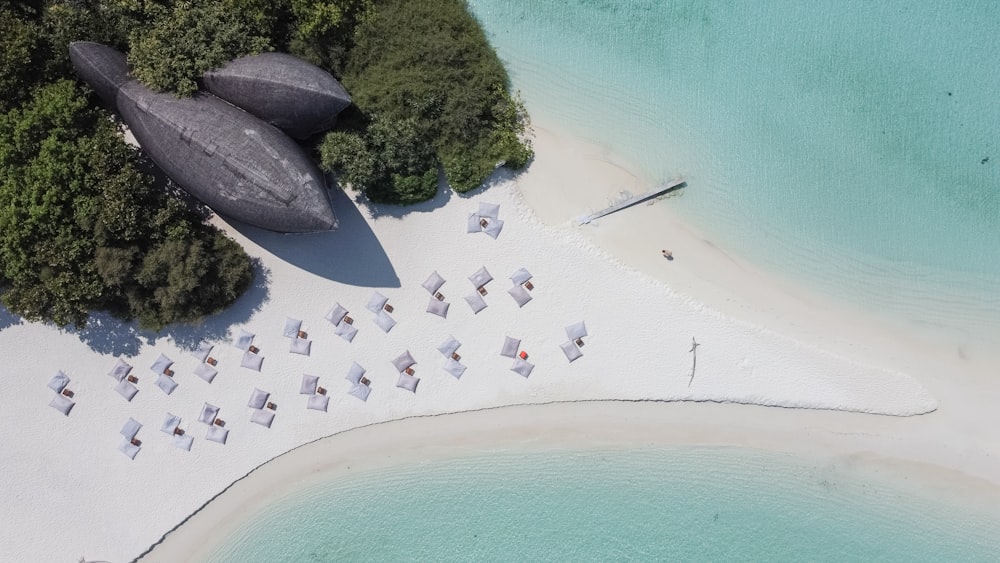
[0,80,252,329]
[128,1,273,96]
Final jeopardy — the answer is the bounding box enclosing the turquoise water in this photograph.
[468,1,1000,339]
[207,447,1000,561]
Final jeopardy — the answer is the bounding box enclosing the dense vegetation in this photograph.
[0,0,530,328]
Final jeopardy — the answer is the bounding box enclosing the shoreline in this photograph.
[2,122,996,562]
[141,401,1000,561]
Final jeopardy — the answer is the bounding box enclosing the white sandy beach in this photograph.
[2,124,999,562]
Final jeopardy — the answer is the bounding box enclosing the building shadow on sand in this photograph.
[236,187,401,287]
[70,259,271,357]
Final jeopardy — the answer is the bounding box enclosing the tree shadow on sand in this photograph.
[0,303,23,331]
[70,259,271,357]
[237,187,401,287]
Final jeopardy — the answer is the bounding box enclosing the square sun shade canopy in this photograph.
[173,433,194,451]
[373,310,396,333]
[437,335,461,358]
[160,413,182,435]
[191,341,214,362]
[48,371,70,394]
[508,285,532,308]
[49,394,75,416]
[155,374,178,395]
[560,340,583,362]
[119,440,141,459]
[396,373,419,393]
[234,330,255,350]
[248,388,270,409]
[345,362,366,385]
[483,219,504,239]
[478,201,500,220]
[422,271,446,294]
[206,426,229,444]
[511,358,535,378]
[108,358,132,382]
[307,394,330,412]
[348,383,371,402]
[326,303,348,325]
[250,408,275,428]
[468,267,493,288]
[565,321,588,341]
[334,321,358,342]
[199,403,220,425]
[115,379,139,402]
[442,358,466,379]
[241,351,264,371]
[120,417,142,440]
[510,268,532,285]
[150,354,174,375]
[500,336,521,359]
[194,363,218,383]
[301,374,319,394]
[391,350,416,372]
[283,317,303,338]
[467,212,483,233]
[366,291,389,314]
[426,298,449,318]
[464,292,487,314]
[289,338,312,356]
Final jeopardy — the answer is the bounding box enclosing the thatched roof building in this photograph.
[203,52,352,139]
[69,42,337,233]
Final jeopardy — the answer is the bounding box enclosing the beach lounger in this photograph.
[155,373,178,395]
[565,321,588,341]
[48,371,70,394]
[48,393,75,416]
[250,408,275,428]
[191,340,214,362]
[345,362,366,385]
[108,358,132,382]
[119,439,141,459]
[161,413,182,435]
[426,297,450,318]
[442,358,466,379]
[307,394,330,412]
[300,374,319,394]
[464,291,487,314]
[478,201,500,220]
[114,379,139,402]
[234,329,255,350]
[193,362,218,383]
[348,382,371,402]
[483,218,504,239]
[510,268,532,286]
[248,388,270,409]
[396,373,419,393]
[289,338,312,355]
[437,335,461,358]
[560,340,583,362]
[150,354,173,375]
[508,284,532,307]
[510,357,534,378]
[468,266,493,289]
[366,291,389,314]
[172,433,194,451]
[326,303,348,325]
[500,336,521,359]
[206,425,229,444]
[373,310,396,333]
[241,350,264,371]
[392,350,416,372]
[334,321,358,342]
[199,403,220,425]
[422,271,446,294]
[120,417,142,440]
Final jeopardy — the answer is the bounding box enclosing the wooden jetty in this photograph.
[577,178,686,225]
